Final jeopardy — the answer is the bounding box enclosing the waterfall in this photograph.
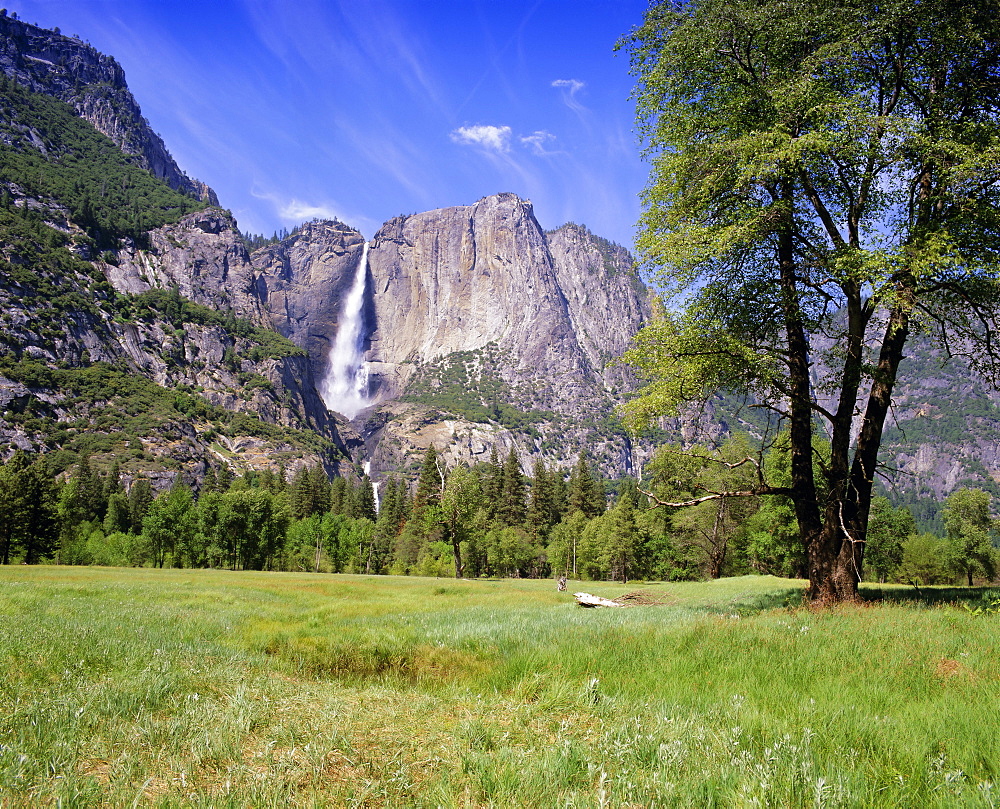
[320,242,370,419]
[364,460,381,514]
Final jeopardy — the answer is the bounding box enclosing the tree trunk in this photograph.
[777,183,825,595]
[707,500,726,579]
[807,515,862,602]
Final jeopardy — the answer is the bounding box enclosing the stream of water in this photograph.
[320,242,370,419]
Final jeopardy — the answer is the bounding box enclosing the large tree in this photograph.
[622,0,1000,601]
[943,488,997,585]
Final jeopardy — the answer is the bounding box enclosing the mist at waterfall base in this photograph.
[320,243,371,420]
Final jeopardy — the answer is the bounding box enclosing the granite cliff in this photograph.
[252,219,367,386]
[0,13,216,203]
[0,55,347,485]
[254,193,652,479]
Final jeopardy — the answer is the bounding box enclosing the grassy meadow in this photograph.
[2,568,1000,807]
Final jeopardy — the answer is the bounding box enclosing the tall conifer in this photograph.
[481,446,503,523]
[526,459,555,539]
[21,458,59,564]
[0,452,29,564]
[567,453,604,518]
[201,466,218,496]
[330,476,348,515]
[354,475,377,523]
[413,445,442,515]
[216,465,233,493]
[127,475,154,534]
[499,447,526,527]
[309,465,331,514]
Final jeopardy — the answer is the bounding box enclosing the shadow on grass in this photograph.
[698,587,807,615]
[861,584,1000,609]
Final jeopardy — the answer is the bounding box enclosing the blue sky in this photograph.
[10,0,650,250]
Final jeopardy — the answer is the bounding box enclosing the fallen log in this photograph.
[574,592,624,608]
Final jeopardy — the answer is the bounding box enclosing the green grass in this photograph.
[2,568,1000,806]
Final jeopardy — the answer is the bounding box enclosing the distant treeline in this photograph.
[1,437,996,584]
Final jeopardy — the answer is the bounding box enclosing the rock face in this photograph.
[256,193,652,478]
[0,18,656,486]
[547,223,651,392]
[0,14,217,203]
[0,183,348,483]
[109,209,266,325]
[366,194,598,408]
[252,220,366,385]
[875,350,1000,504]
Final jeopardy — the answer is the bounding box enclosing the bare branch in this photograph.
[638,485,794,509]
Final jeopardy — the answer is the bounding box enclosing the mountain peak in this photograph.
[0,14,217,204]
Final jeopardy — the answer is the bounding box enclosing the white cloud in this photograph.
[552,78,585,92]
[552,78,587,113]
[279,199,345,223]
[450,124,513,152]
[250,187,376,235]
[520,130,557,156]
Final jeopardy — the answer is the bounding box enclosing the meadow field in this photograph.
[2,567,1000,807]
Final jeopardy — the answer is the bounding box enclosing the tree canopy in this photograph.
[621,0,1000,600]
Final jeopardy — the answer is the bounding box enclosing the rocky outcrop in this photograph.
[359,402,534,477]
[0,14,217,203]
[248,193,652,478]
[365,194,626,410]
[0,191,347,481]
[547,223,651,392]
[108,209,266,324]
[252,220,366,384]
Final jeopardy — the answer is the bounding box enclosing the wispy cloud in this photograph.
[335,121,438,205]
[552,78,587,114]
[450,124,513,153]
[279,200,345,222]
[520,130,557,156]
[250,188,377,235]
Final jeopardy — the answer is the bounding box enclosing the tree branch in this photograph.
[638,485,794,509]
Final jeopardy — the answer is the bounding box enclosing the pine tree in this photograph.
[551,472,568,523]
[201,466,218,496]
[373,477,403,571]
[604,496,640,583]
[216,465,233,493]
[0,452,29,564]
[127,475,154,535]
[567,454,604,518]
[481,446,503,523]
[499,447,526,527]
[380,477,406,536]
[274,463,288,493]
[104,491,131,535]
[71,454,105,523]
[258,468,276,492]
[309,465,331,514]
[395,476,411,526]
[103,461,123,501]
[616,478,641,509]
[413,445,443,515]
[20,459,60,564]
[354,475,377,523]
[330,476,348,515]
[343,478,360,519]
[526,459,555,539]
[290,466,312,520]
